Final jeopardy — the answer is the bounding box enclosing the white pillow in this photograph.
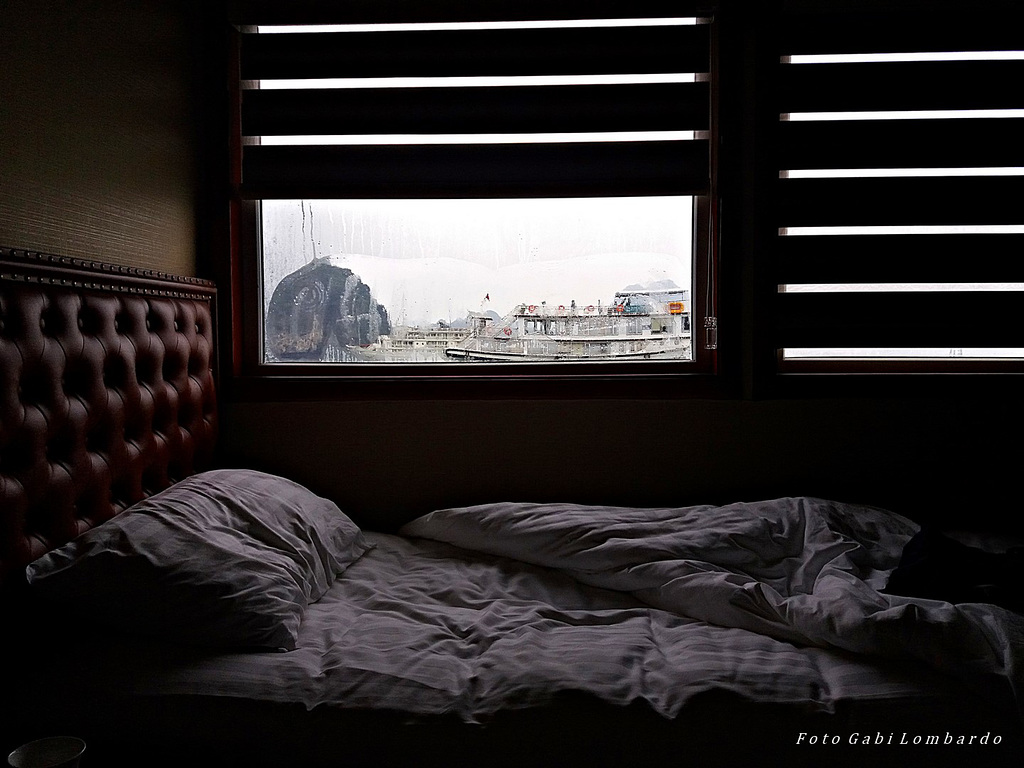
[26,469,370,650]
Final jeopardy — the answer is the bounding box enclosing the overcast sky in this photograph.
[261,197,693,325]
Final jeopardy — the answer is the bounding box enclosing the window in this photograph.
[260,197,694,364]
[772,9,1024,373]
[230,3,718,384]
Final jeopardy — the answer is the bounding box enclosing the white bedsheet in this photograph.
[75,497,1022,723]
[402,497,1024,713]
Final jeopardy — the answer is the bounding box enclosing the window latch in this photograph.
[704,316,718,350]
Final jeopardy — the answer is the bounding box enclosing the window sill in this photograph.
[224,364,732,401]
[764,367,1024,400]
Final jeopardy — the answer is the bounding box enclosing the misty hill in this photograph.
[619,279,683,292]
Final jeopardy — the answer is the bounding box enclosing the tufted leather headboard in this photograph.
[0,247,218,590]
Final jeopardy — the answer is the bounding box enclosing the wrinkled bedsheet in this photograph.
[64,497,1023,723]
[402,497,1024,713]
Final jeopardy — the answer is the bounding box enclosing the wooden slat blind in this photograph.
[233,7,712,200]
[242,141,706,200]
[244,82,710,138]
[773,6,1024,362]
[778,177,1024,228]
[778,61,1024,114]
[229,0,716,27]
[240,25,709,81]
[778,292,1024,349]
[777,234,1024,286]
[778,119,1024,171]
[776,7,1024,56]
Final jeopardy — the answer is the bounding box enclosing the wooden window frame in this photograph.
[224,3,729,401]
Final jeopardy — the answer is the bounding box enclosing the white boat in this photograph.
[445,289,692,361]
[352,324,474,362]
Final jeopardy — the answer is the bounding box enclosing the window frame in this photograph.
[231,196,724,400]
[225,9,729,400]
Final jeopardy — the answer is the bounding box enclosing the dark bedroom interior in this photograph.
[2,1,1023,767]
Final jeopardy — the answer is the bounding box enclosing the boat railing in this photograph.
[514,303,686,318]
[514,304,607,317]
[461,335,690,358]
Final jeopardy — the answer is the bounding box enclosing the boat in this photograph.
[444,289,692,361]
[353,323,474,362]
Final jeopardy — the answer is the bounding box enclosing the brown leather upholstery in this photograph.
[0,248,218,588]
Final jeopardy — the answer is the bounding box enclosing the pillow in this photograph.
[26,469,370,650]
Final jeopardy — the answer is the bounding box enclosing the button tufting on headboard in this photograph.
[0,247,218,589]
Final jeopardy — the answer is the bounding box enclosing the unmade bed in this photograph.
[2,249,1022,768]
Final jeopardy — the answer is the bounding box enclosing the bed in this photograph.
[2,248,1022,768]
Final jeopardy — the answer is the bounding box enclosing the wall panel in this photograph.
[0,0,204,276]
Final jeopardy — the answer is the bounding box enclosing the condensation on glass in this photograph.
[260,197,694,364]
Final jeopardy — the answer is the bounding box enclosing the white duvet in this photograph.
[69,497,1024,723]
[402,498,1024,686]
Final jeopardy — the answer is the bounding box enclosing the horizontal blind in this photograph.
[242,142,708,199]
[243,82,710,137]
[229,1,716,27]
[233,6,712,200]
[773,8,1024,359]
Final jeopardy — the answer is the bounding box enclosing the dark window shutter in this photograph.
[231,3,713,200]
[772,8,1024,359]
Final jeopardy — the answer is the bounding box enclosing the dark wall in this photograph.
[221,396,1023,534]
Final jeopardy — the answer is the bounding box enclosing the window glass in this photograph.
[260,196,694,363]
